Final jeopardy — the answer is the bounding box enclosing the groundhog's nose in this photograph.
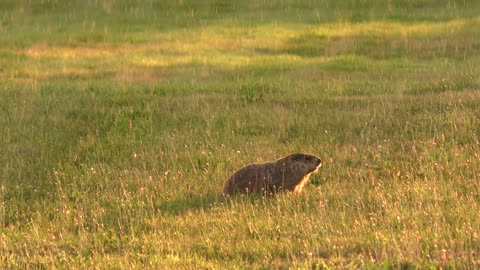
[316,158,322,166]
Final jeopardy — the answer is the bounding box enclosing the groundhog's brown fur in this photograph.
[222,153,322,196]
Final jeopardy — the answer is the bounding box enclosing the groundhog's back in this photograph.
[222,162,274,196]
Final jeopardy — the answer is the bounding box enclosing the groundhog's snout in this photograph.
[316,157,322,167]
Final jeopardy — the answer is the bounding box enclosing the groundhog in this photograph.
[222,153,322,196]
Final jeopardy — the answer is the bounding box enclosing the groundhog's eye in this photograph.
[305,156,312,161]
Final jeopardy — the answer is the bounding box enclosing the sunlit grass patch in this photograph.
[263,17,480,59]
[2,13,479,84]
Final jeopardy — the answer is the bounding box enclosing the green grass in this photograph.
[1,0,480,268]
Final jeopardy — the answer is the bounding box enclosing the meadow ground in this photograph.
[1,0,480,268]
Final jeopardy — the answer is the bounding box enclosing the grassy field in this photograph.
[1,0,480,268]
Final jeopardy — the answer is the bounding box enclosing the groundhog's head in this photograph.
[284,153,322,175]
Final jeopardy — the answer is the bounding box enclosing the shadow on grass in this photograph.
[158,190,226,216]
[158,190,272,216]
